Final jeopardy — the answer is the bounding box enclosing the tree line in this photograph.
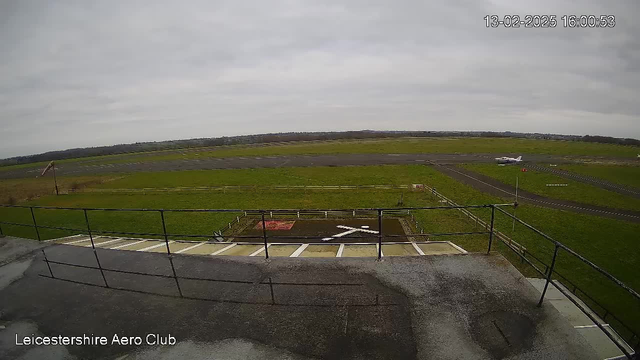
[1,130,639,166]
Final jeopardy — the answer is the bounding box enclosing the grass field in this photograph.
[461,163,640,212]
[0,175,119,204]
[94,166,438,189]
[2,137,640,172]
[1,164,638,338]
[559,164,640,190]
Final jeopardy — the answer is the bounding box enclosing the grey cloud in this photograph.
[0,0,639,158]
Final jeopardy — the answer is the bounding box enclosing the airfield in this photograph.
[1,137,639,359]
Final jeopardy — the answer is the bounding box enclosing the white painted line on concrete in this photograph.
[211,243,236,255]
[138,241,173,252]
[411,242,425,256]
[337,244,345,257]
[249,244,270,257]
[336,225,378,234]
[175,242,206,254]
[86,238,123,247]
[447,241,468,254]
[290,243,309,258]
[62,237,94,245]
[111,240,147,249]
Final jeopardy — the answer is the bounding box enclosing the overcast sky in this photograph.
[1,0,639,158]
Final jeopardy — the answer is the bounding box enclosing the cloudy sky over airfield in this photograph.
[1,1,639,158]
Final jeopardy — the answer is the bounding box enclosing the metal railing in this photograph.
[0,202,638,358]
[492,205,639,359]
[0,204,505,254]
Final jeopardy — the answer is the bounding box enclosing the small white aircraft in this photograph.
[495,155,523,164]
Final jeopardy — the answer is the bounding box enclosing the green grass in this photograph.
[95,165,439,189]
[1,164,638,338]
[0,175,120,204]
[3,137,639,172]
[559,164,640,190]
[461,163,640,212]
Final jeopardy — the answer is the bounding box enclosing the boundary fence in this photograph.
[71,184,411,194]
[0,203,638,358]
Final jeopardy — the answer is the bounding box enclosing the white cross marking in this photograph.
[322,225,379,241]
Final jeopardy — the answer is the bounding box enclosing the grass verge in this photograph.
[461,163,640,211]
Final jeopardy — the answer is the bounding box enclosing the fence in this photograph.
[421,185,638,358]
[0,203,638,358]
[71,184,411,194]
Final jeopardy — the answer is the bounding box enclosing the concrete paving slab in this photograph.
[341,244,378,257]
[118,240,160,251]
[266,245,300,257]
[106,239,146,249]
[299,244,339,257]
[60,238,93,246]
[577,326,626,359]
[549,299,595,327]
[180,243,231,255]
[218,245,263,256]
[417,242,462,255]
[382,244,419,256]
[78,236,109,247]
[143,241,195,253]
[95,238,131,248]
[51,235,88,244]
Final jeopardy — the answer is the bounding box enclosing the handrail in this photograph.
[0,203,514,212]
[494,205,640,302]
[1,202,636,358]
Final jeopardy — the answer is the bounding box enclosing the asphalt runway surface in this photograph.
[0,239,597,359]
[0,153,583,179]
[434,164,640,223]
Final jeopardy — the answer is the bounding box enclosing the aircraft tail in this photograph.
[516,156,522,161]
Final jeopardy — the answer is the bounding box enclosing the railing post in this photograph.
[377,209,383,260]
[30,207,41,241]
[537,244,560,307]
[487,205,495,254]
[84,209,109,288]
[261,212,269,259]
[160,210,183,297]
[160,210,171,255]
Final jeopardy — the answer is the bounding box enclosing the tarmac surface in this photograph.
[434,164,640,223]
[0,153,588,179]
[0,237,598,359]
